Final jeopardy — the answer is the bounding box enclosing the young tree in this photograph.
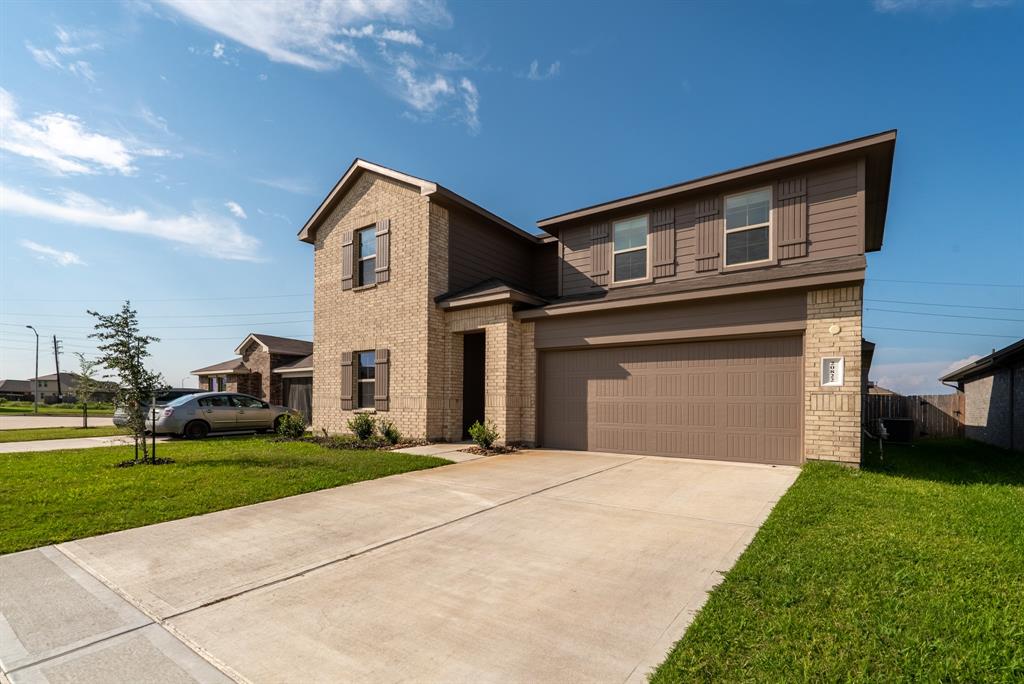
[88,301,165,464]
[74,352,101,429]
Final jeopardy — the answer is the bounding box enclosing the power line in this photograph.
[2,320,312,331]
[865,298,1024,311]
[866,307,1024,322]
[5,292,313,303]
[2,310,313,319]
[870,278,1022,289]
[864,326,1018,339]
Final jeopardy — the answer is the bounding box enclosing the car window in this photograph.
[230,395,267,409]
[198,395,232,408]
[167,394,196,408]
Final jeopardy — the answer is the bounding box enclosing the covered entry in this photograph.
[540,336,803,465]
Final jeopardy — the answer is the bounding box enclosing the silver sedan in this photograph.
[153,392,301,439]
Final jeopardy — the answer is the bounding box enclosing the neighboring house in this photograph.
[940,339,1024,452]
[192,334,313,419]
[299,131,897,466]
[0,379,32,401]
[867,383,899,396]
[27,373,117,402]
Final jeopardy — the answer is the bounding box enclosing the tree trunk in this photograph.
[82,404,89,429]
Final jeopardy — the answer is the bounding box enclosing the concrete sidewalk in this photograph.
[0,416,115,430]
[0,435,172,454]
[1,450,799,683]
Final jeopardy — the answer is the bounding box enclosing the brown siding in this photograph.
[531,241,559,299]
[534,291,806,350]
[447,205,535,293]
[555,161,864,297]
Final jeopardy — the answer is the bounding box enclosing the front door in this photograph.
[462,332,485,438]
[198,395,237,430]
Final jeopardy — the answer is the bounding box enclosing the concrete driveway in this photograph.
[0,449,798,683]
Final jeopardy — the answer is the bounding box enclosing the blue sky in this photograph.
[1,0,1021,394]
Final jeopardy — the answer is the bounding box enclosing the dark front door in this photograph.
[462,332,485,439]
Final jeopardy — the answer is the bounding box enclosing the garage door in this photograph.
[540,336,802,465]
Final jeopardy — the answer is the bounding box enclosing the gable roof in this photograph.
[234,334,313,356]
[536,130,897,252]
[192,357,246,375]
[0,379,31,392]
[297,158,548,245]
[272,354,313,373]
[940,338,1024,384]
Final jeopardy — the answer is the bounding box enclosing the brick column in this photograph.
[804,285,863,465]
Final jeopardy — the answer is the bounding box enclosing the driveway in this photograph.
[0,449,798,683]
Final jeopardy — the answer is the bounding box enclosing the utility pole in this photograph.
[53,335,63,400]
[26,325,39,413]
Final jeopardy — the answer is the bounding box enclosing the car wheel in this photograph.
[272,416,284,433]
[184,420,210,439]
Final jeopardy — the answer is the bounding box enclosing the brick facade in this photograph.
[803,285,863,465]
[312,173,444,438]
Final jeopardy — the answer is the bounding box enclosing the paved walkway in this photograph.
[0,416,115,430]
[0,450,799,683]
[0,435,172,454]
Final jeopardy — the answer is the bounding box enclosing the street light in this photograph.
[25,325,39,414]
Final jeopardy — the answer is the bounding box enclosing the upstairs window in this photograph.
[725,188,771,266]
[612,216,648,282]
[356,351,376,408]
[356,227,377,286]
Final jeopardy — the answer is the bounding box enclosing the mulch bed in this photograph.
[458,444,520,456]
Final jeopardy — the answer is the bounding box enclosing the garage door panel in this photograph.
[541,336,802,465]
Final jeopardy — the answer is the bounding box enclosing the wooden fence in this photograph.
[863,393,964,439]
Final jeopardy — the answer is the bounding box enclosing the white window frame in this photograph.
[611,215,650,284]
[355,226,377,287]
[723,187,773,268]
[356,350,376,409]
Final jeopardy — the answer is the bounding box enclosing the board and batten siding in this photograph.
[557,161,864,297]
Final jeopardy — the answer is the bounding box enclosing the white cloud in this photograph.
[872,354,984,395]
[526,59,560,80]
[1,185,262,261]
[19,239,85,266]
[459,77,479,134]
[252,176,316,195]
[225,200,247,219]
[158,0,448,70]
[340,24,423,46]
[0,88,170,175]
[873,0,1011,11]
[395,64,454,111]
[25,26,102,82]
[212,42,225,59]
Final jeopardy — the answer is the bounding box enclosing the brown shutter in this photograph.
[776,177,807,259]
[375,219,390,284]
[341,230,354,291]
[340,351,354,410]
[590,222,611,287]
[694,197,720,272]
[650,208,676,278]
[374,348,389,412]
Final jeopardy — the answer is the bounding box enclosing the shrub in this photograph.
[378,418,401,446]
[468,419,499,449]
[347,413,376,441]
[276,413,307,439]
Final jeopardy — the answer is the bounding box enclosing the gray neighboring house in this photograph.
[0,379,32,401]
[941,338,1024,452]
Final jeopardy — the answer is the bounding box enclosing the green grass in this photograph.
[651,439,1024,683]
[0,426,129,443]
[0,401,115,416]
[0,436,450,554]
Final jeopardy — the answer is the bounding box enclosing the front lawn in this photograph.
[651,439,1024,683]
[0,436,450,554]
[0,425,128,442]
[0,401,115,416]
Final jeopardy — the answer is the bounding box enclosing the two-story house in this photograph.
[299,131,896,466]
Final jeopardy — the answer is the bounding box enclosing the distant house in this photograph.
[0,379,32,401]
[27,373,118,403]
[941,339,1024,452]
[193,333,313,423]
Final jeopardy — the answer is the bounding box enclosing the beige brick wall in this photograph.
[312,173,445,438]
[804,285,863,465]
[442,303,536,445]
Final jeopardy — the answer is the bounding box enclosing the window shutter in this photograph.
[590,222,611,287]
[694,197,720,272]
[340,351,354,410]
[776,177,807,259]
[374,348,389,412]
[375,219,391,284]
[341,230,354,291]
[650,208,676,278]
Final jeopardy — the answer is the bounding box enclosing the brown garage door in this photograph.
[540,336,802,465]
